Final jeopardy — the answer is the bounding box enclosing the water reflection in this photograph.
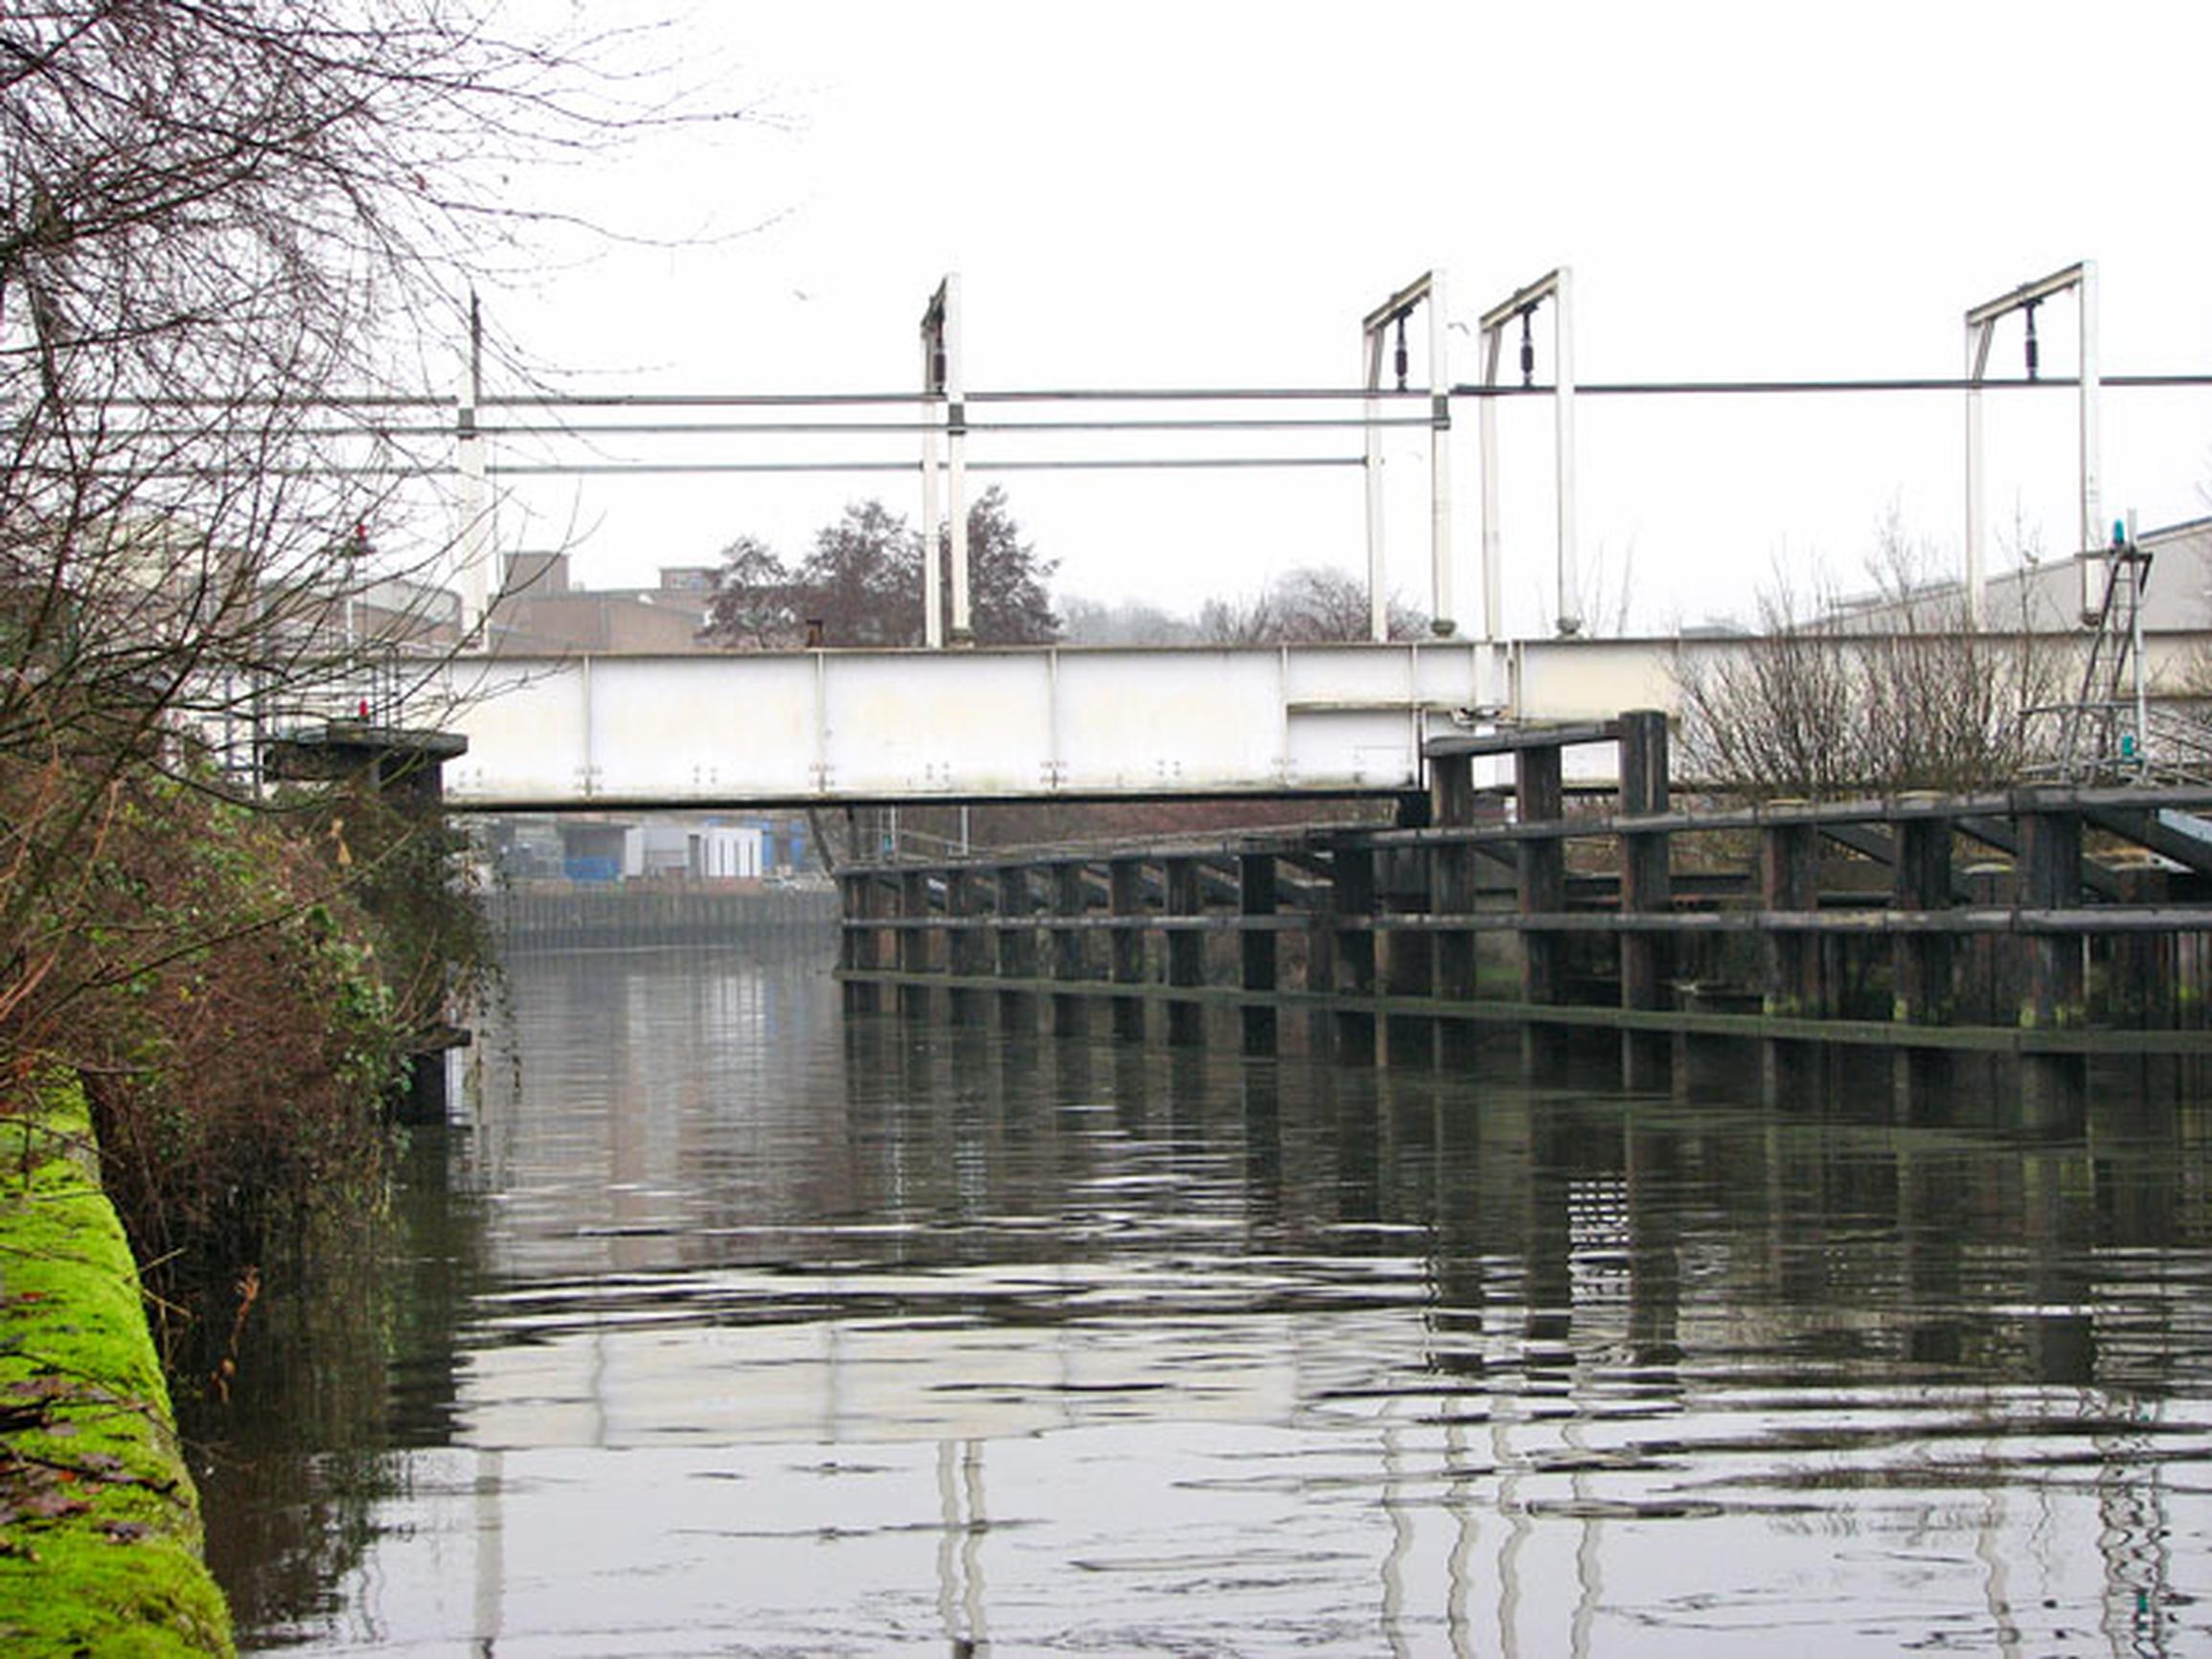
[191,942,2212,1655]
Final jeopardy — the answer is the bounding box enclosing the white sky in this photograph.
[474,0,2212,637]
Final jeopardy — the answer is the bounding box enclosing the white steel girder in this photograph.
[433,642,1497,807]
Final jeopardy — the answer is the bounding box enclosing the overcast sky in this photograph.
[474,1,2212,637]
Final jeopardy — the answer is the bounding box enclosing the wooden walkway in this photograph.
[836,712,2212,1130]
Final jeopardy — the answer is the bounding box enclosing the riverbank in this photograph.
[0,1075,233,1656]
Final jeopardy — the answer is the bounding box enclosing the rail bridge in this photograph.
[407,626,2212,809]
[256,259,2212,810]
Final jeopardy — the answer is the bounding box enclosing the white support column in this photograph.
[945,274,972,645]
[1363,329,1389,644]
[1964,319,1988,630]
[1426,269,1455,639]
[2078,260,2103,624]
[1478,328,1503,643]
[456,293,491,637]
[1552,267,1581,638]
[920,284,946,650]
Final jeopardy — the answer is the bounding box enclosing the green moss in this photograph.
[0,1079,233,1656]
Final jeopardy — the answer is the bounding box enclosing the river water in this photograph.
[190,938,2212,1656]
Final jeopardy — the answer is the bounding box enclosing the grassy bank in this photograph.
[0,1075,232,1656]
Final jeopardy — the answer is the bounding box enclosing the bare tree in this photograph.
[1676,515,2064,799]
[1197,565,1426,645]
[0,2,707,1045]
[2,3,710,757]
[1058,596,1198,647]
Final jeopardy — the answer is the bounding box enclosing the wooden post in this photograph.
[1166,855,1204,1046]
[947,867,983,1022]
[1760,816,1821,1107]
[897,869,931,1018]
[1332,833,1378,1065]
[1891,808,1953,1121]
[2018,805,2087,1134]
[1240,850,1278,1057]
[840,871,879,1014]
[1304,849,1337,1057]
[1052,862,1089,1039]
[1109,856,1146,1041]
[1431,752,1479,1068]
[1516,741,1566,1075]
[1385,794,1436,1067]
[1617,711,1672,1090]
[997,864,1036,1034]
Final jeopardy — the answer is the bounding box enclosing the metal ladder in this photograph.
[2053,528,2155,783]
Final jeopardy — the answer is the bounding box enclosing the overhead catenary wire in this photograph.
[83,371,2212,421]
[88,455,1376,481]
[65,371,2212,480]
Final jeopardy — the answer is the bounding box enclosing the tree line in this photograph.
[702,489,1426,649]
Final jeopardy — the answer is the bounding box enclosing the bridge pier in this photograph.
[262,720,474,1125]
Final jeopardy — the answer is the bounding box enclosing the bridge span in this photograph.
[433,639,1521,808]
[412,628,2212,809]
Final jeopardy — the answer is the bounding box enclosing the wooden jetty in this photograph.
[835,711,2212,1132]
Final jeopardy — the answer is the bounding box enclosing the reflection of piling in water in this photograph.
[836,710,2212,1130]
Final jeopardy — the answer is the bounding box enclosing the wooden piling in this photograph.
[1052,862,1089,1039]
[1430,752,1480,1069]
[996,864,1037,1034]
[1760,816,1821,1107]
[2018,805,2087,1133]
[1166,855,1204,1047]
[1331,833,1379,1066]
[947,867,984,1022]
[1618,711,1672,1090]
[840,872,881,1014]
[1241,851,1278,1057]
[1109,856,1146,1041]
[1891,808,1953,1120]
[1516,740,1566,1077]
[898,869,931,1019]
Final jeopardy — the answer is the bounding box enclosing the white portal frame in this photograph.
[1476,267,1579,639]
[1360,270,1454,643]
[1963,261,2100,626]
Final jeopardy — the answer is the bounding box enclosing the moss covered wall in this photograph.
[0,1077,234,1656]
